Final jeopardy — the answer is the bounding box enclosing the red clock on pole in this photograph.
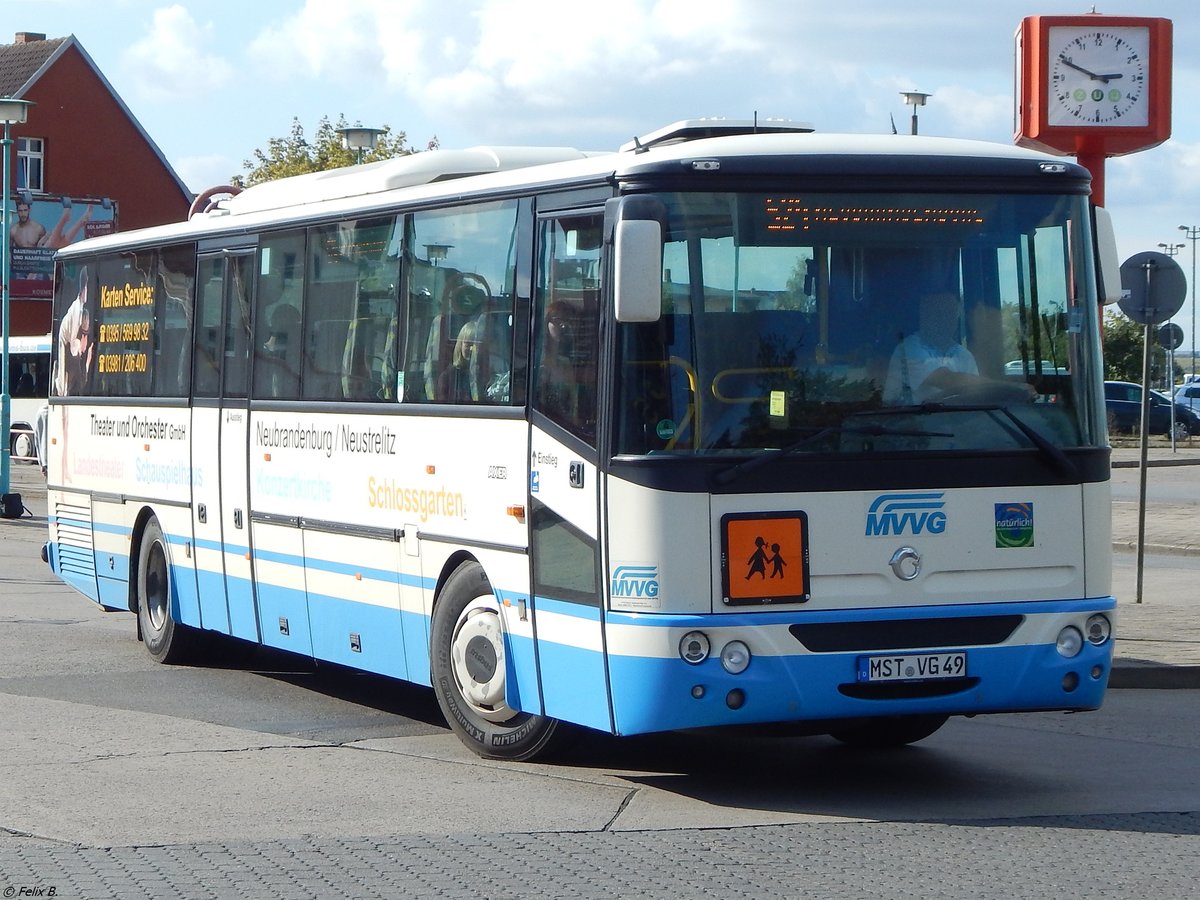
[1015,14,1172,205]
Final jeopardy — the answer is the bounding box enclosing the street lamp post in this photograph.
[1160,243,1187,390]
[1180,225,1200,382]
[0,97,33,511]
[899,91,931,135]
[336,126,385,165]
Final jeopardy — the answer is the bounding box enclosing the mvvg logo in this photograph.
[611,564,660,599]
[866,492,947,537]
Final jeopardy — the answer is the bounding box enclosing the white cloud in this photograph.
[123,5,234,101]
[246,0,425,86]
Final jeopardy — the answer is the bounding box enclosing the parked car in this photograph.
[1004,359,1067,376]
[1172,382,1200,412]
[1105,381,1200,439]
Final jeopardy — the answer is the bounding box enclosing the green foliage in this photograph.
[1103,308,1180,386]
[233,115,439,187]
[999,301,1069,371]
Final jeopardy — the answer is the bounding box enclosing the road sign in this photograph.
[1159,323,1185,350]
[1119,252,1187,325]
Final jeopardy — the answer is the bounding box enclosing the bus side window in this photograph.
[254,304,302,399]
[305,317,351,400]
[13,370,35,397]
[341,315,394,400]
[533,213,602,443]
[416,273,494,403]
[536,292,599,438]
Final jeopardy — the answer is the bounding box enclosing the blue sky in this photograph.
[11,0,1200,341]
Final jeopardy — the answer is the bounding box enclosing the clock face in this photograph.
[1048,26,1150,127]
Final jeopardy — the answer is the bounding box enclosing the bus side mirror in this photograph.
[1093,207,1121,306]
[614,219,663,322]
[609,195,666,323]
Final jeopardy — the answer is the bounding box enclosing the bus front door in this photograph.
[190,251,260,642]
[526,210,613,732]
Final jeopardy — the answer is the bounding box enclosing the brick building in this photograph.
[0,31,192,334]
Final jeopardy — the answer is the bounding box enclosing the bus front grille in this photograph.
[790,615,1023,653]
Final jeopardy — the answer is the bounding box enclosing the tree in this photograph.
[233,115,439,187]
[1103,308,1180,387]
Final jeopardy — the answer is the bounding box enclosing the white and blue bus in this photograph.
[45,122,1119,759]
[5,332,51,461]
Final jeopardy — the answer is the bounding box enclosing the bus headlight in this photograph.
[1056,626,1084,658]
[679,631,710,664]
[1085,614,1112,645]
[720,640,751,674]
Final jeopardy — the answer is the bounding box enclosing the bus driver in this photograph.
[883,290,978,404]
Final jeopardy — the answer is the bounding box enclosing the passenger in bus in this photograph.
[883,290,977,405]
[13,371,35,397]
[452,307,511,402]
[537,299,594,431]
[426,276,487,402]
[257,304,302,398]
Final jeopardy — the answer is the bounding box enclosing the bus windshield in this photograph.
[615,191,1103,457]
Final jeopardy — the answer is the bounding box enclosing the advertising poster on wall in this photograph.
[8,196,117,299]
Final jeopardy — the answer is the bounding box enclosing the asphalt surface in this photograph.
[1108,444,1200,687]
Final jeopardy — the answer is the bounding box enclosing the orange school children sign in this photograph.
[721,512,810,605]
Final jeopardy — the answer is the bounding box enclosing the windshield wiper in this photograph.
[711,422,953,487]
[870,402,1077,477]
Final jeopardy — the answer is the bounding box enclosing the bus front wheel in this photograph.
[829,714,948,749]
[431,560,564,761]
[136,518,202,664]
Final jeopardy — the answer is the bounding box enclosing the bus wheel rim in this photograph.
[145,540,169,631]
[450,597,515,723]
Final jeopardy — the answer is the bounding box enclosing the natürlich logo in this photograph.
[995,502,1034,548]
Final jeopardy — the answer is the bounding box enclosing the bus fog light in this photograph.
[1085,614,1111,645]
[679,631,710,664]
[1056,626,1083,658]
[1062,672,1080,692]
[720,640,751,674]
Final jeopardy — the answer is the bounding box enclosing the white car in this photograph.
[1173,383,1200,411]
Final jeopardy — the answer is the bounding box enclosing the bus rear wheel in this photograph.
[11,430,34,461]
[829,714,948,749]
[136,517,202,664]
[431,560,563,761]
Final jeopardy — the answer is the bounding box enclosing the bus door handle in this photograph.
[234,508,244,529]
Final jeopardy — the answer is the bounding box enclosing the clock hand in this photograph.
[1059,57,1104,80]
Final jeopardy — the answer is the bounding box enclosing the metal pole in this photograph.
[1169,343,1177,452]
[1,121,12,498]
[1134,260,1158,605]
[1181,226,1200,382]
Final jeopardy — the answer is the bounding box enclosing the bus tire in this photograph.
[136,518,201,664]
[829,714,948,749]
[11,430,34,461]
[431,560,564,761]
